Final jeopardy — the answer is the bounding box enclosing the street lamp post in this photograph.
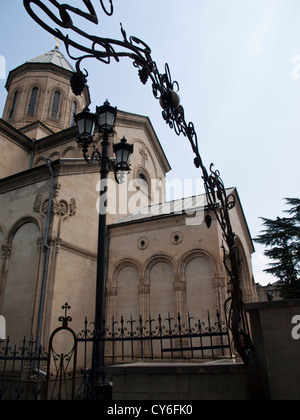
[75,100,133,397]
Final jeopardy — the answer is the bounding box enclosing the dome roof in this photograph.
[27,48,75,73]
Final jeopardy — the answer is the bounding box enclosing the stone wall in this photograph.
[245,299,300,400]
[107,362,249,400]
[107,300,300,400]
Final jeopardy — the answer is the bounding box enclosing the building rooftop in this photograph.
[27,48,75,72]
[110,193,212,227]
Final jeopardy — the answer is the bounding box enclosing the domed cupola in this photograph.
[2,45,90,139]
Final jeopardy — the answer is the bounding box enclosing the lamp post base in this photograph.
[88,384,112,401]
[79,368,112,400]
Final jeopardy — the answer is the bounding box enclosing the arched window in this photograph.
[70,101,77,126]
[149,260,175,317]
[138,173,149,190]
[51,91,61,119]
[27,87,39,116]
[134,170,151,207]
[3,220,40,343]
[9,91,18,119]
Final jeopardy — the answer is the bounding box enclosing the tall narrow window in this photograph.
[27,87,39,116]
[51,91,61,119]
[9,91,18,119]
[138,173,149,190]
[70,101,77,127]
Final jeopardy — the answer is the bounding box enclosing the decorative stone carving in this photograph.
[139,284,150,295]
[1,244,12,260]
[69,198,77,216]
[53,184,61,199]
[52,199,68,216]
[137,237,149,250]
[107,287,117,296]
[33,193,77,218]
[174,281,186,291]
[33,194,43,213]
[170,231,184,245]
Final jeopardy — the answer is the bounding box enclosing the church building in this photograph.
[0,46,257,353]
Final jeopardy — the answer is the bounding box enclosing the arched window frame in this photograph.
[70,101,78,127]
[138,173,149,190]
[134,166,152,202]
[8,90,19,119]
[50,90,61,120]
[27,87,39,116]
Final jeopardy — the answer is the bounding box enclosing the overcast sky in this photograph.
[1,0,300,286]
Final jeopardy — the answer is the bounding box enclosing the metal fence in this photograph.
[78,309,232,364]
[0,337,48,400]
[0,305,233,400]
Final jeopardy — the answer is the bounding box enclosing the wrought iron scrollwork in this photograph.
[45,303,78,400]
[23,0,253,367]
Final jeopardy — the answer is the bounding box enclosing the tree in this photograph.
[254,198,300,299]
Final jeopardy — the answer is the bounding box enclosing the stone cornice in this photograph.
[108,213,190,236]
[0,159,99,194]
[58,239,97,261]
[20,120,54,138]
[0,118,32,152]
[5,62,74,91]
[0,164,50,193]
[34,126,78,153]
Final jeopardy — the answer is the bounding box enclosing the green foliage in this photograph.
[254,198,300,299]
[279,281,300,299]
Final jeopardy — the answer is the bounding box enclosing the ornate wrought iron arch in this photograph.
[23,0,254,369]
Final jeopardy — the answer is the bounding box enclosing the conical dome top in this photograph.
[27,47,75,73]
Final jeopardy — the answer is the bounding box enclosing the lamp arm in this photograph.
[81,147,102,165]
[113,164,120,184]
[81,146,121,184]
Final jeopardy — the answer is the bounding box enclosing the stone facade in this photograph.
[107,189,257,326]
[0,48,257,352]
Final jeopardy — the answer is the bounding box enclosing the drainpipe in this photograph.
[34,157,98,352]
[30,138,36,169]
[35,158,53,355]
